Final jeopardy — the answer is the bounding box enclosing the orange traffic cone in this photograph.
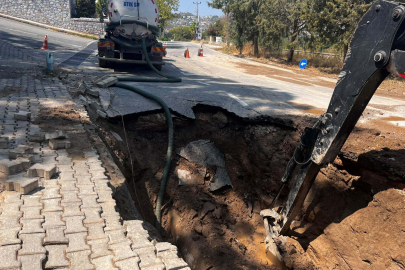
[41,34,48,50]
[199,45,203,57]
[185,48,190,58]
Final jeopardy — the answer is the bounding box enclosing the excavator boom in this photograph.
[263,0,405,260]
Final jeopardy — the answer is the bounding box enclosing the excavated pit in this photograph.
[89,105,405,270]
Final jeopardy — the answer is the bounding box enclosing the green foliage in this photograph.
[209,0,377,61]
[168,25,194,41]
[76,0,96,18]
[96,0,109,19]
[157,0,180,30]
[302,0,373,58]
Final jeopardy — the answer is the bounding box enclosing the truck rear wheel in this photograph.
[99,59,108,68]
[153,64,162,71]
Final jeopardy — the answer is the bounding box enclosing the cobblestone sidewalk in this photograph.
[0,40,190,270]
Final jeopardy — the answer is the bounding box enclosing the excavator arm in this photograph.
[262,0,405,260]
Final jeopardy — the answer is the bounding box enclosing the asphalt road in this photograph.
[2,17,405,125]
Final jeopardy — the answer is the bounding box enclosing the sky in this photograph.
[178,0,224,17]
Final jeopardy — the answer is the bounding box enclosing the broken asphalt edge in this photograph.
[0,13,98,40]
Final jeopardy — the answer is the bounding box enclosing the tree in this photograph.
[257,0,287,51]
[96,0,108,19]
[209,0,262,57]
[302,0,373,59]
[168,26,194,41]
[157,0,180,30]
[76,0,96,18]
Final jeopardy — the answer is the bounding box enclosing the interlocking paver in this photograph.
[77,184,96,195]
[19,254,46,270]
[105,229,128,246]
[100,202,119,217]
[91,255,118,270]
[85,222,107,241]
[90,170,106,179]
[58,164,74,172]
[62,202,84,217]
[41,187,62,200]
[43,227,68,245]
[93,179,110,191]
[138,253,165,270]
[0,244,21,270]
[162,258,191,270]
[109,239,138,262]
[60,181,78,192]
[67,250,95,270]
[88,238,112,259]
[0,159,25,176]
[66,232,90,253]
[44,245,70,269]
[104,216,122,232]
[1,192,22,203]
[49,139,71,150]
[83,208,103,224]
[58,173,76,181]
[97,190,115,203]
[115,257,141,270]
[27,164,56,179]
[61,191,81,204]
[0,215,22,230]
[80,194,100,209]
[19,219,45,234]
[63,216,87,234]
[18,233,46,255]
[45,131,67,140]
[76,176,93,185]
[42,212,65,229]
[21,195,42,207]
[0,228,21,246]
[6,175,39,194]
[21,206,43,220]
[42,198,63,212]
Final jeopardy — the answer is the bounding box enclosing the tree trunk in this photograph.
[287,18,299,62]
[253,36,259,57]
[287,48,295,62]
[343,43,349,62]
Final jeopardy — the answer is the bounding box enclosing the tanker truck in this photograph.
[98,0,166,70]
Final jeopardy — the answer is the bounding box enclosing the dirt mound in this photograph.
[281,189,405,269]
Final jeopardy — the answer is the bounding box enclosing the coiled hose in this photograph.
[113,38,181,232]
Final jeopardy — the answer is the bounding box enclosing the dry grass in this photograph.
[215,44,405,100]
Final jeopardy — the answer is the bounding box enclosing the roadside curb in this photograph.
[0,13,98,40]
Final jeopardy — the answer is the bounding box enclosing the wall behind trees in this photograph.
[0,0,104,35]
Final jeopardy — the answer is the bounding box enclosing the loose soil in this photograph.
[90,104,405,270]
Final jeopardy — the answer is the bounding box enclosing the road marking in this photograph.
[227,93,248,107]
[198,81,211,86]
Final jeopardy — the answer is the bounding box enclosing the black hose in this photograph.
[114,81,173,232]
[112,38,181,232]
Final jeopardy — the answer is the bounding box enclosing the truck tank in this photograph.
[107,0,160,41]
[98,0,165,69]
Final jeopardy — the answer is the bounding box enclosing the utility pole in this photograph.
[193,2,201,40]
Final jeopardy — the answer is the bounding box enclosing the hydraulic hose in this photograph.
[112,38,181,232]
